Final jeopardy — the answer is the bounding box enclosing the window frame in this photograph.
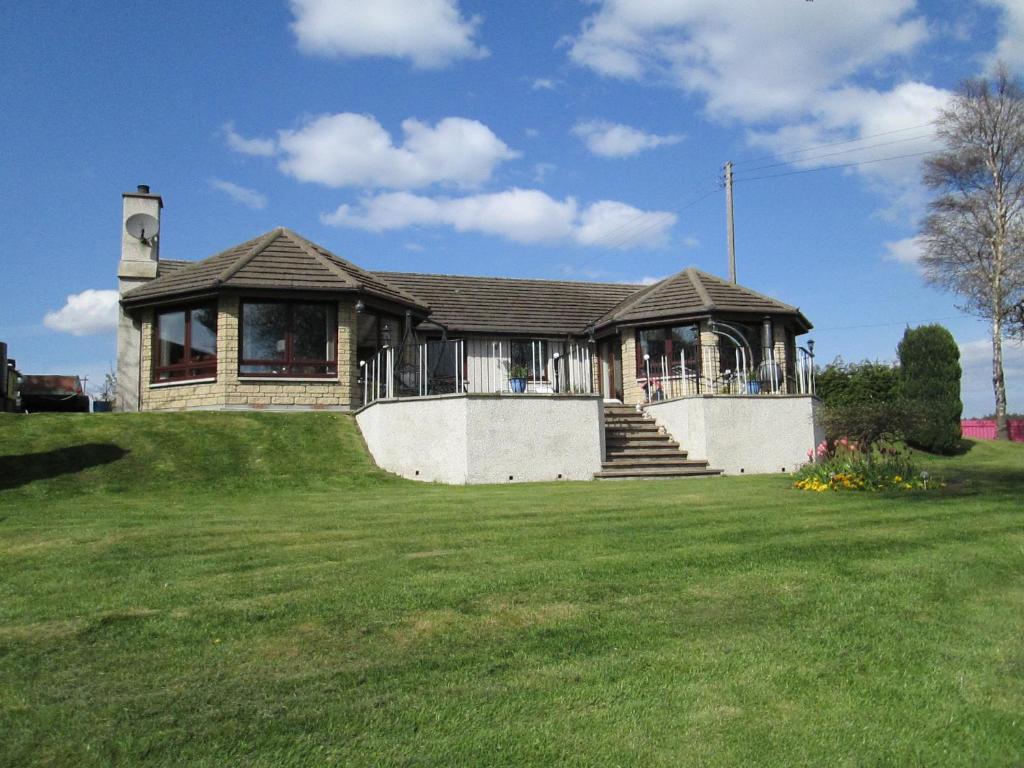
[152,303,219,383]
[238,299,338,379]
[635,324,700,380]
[509,338,549,381]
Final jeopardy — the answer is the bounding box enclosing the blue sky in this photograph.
[1,0,1021,415]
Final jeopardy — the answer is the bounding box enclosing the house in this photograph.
[116,186,823,483]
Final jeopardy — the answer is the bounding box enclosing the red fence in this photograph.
[961,419,1024,442]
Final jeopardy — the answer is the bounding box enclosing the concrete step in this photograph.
[606,446,689,458]
[605,431,676,442]
[601,457,710,469]
[594,466,722,480]
[605,422,662,433]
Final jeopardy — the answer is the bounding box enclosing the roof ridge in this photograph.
[216,228,283,285]
[374,270,644,289]
[687,268,716,309]
[692,268,800,312]
[280,228,360,289]
[284,229,429,309]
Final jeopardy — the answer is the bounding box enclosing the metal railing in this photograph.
[638,345,816,403]
[360,339,596,406]
[361,339,466,406]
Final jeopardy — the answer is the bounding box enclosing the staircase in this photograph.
[596,403,721,480]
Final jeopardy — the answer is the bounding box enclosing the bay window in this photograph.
[153,305,218,382]
[240,301,337,377]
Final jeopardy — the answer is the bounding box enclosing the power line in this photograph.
[734,132,936,176]
[806,317,966,331]
[733,149,939,183]
[733,121,936,167]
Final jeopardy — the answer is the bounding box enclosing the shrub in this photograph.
[816,358,900,407]
[818,401,926,449]
[896,325,963,454]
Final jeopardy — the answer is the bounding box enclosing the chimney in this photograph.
[118,184,162,278]
[116,185,163,412]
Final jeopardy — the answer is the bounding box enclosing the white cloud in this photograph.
[568,1,928,123]
[223,122,277,157]
[883,235,925,268]
[321,188,676,249]
[531,78,557,91]
[567,1,948,214]
[209,179,267,210]
[43,290,119,336]
[637,275,665,286]
[983,0,1024,70]
[532,162,556,183]
[275,113,519,189]
[572,120,683,158]
[289,0,486,69]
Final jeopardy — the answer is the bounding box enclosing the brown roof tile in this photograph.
[596,268,811,330]
[374,272,642,336]
[122,228,427,311]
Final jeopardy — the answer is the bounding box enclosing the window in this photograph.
[153,305,218,382]
[717,322,761,377]
[240,301,337,377]
[510,339,548,380]
[355,309,400,366]
[636,324,699,378]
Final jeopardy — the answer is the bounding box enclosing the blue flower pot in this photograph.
[510,378,527,393]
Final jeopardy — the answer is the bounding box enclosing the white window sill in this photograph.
[150,377,217,389]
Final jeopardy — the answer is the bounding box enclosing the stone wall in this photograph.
[139,296,357,411]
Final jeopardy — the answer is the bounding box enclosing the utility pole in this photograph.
[724,161,736,284]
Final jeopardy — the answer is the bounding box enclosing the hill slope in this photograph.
[0,411,394,496]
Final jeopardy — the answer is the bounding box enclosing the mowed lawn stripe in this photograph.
[1,413,1022,766]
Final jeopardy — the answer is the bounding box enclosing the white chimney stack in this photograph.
[116,184,163,412]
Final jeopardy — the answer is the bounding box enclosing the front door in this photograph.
[599,339,624,401]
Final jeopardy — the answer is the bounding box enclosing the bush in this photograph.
[818,401,926,449]
[816,358,900,407]
[896,325,963,454]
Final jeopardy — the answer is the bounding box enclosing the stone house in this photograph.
[117,186,822,483]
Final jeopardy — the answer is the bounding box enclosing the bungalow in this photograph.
[117,186,823,483]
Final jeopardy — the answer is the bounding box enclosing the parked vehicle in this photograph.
[19,375,90,413]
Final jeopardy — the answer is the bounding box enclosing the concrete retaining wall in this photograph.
[356,394,604,484]
[644,395,824,475]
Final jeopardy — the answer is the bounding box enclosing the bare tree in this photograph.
[920,64,1024,440]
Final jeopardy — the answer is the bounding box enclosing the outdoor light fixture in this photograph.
[807,339,815,356]
[355,300,365,313]
[381,322,391,347]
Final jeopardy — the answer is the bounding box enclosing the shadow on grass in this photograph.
[0,444,129,490]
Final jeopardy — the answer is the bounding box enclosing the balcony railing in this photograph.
[360,339,596,406]
[638,344,816,403]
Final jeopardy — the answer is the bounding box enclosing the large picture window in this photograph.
[636,324,699,378]
[240,301,337,377]
[153,305,218,382]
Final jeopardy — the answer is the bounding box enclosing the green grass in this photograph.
[1,412,1022,767]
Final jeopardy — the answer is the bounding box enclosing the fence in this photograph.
[961,418,1024,442]
[361,339,596,406]
[638,345,816,403]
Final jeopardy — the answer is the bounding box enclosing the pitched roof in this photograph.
[596,267,811,330]
[122,228,427,311]
[374,272,642,335]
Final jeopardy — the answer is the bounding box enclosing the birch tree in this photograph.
[920,64,1024,439]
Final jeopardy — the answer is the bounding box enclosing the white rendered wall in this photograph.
[644,395,824,475]
[356,394,604,484]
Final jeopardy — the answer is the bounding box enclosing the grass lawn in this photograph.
[1,412,1022,767]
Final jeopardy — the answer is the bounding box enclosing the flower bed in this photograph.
[793,438,937,492]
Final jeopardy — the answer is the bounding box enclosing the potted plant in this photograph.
[505,363,529,393]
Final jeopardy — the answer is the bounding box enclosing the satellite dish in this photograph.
[125,213,159,243]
